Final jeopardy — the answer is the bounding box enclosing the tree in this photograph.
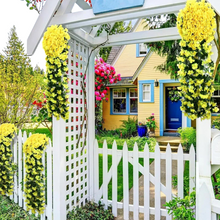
[144,14,180,79]
[0,26,43,128]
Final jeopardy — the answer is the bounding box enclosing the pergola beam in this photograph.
[94,27,181,47]
[27,0,64,55]
[51,1,186,29]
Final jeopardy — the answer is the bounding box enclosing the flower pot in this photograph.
[91,0,145,14]
[137,125,147,137]
[150,127,155,133]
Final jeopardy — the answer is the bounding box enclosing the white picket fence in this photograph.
[10,130,53,219]
[94,140,196,220]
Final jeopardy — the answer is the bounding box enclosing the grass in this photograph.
[22,128,52,140]
[0,194,39,220]
[98,142,154,202]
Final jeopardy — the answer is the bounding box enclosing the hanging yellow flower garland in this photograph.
[177,0,218,120]
[43,25,70,120]
[23,134,48,214]
[0,123,16,195]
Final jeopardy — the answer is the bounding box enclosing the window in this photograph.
[111,88,138,115]
[136,43,150,57]
[212,85,220,114]
[143,84,151,102]
[113,89,126,113]
[139,80,154,103]
[129,88,138,113]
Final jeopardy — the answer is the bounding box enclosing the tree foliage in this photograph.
[144,14,180,79]
[0,26,43,128]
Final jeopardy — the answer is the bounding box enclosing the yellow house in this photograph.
[102,20,218,136]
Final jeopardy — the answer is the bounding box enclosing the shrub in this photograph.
[98,136,156,152]
[165,191,196,220]
[120,116,137,138]
[67,201,114,220]
[178,127,196,152]
[212,116,220,129]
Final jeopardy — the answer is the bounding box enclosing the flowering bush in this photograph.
[177,0,218,120]
[43,25,70,120]
[0,123,17,195]
[23,134,48,214]
[146,113,157,129]
[94,58,121,104]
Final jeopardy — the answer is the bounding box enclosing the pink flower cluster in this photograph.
[94,58,121,105]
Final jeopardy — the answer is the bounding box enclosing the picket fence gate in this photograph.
[94,140,196,220]
[10,130,53,219]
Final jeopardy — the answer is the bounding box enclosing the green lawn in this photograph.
[22,128,52,140]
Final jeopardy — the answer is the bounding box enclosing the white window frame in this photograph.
[113,88,126,114]
[143,84,151,102]
[129,88,138,114]
[139,43,149,57]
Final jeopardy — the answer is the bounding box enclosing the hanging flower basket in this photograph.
[169,87,181,102]
[91,0,145,14]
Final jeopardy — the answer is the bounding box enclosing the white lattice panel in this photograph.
[65,39,89,213]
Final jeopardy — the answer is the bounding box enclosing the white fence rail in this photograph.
[10,130,53,219]
[94,140,196,219]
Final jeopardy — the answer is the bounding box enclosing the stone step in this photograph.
[157,141,180,147]
[159,145,180,152]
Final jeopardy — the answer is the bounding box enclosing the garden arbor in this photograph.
[28,0,220,219]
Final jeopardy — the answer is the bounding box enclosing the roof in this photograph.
[107,46,123,65]
[108,77,135,87]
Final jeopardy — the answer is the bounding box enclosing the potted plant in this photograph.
[137,122,147,137]
[146,113,157,133]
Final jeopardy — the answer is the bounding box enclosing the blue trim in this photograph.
[159,79,179,136]
[187,117,191,127]
[139,80,154,103]
[110,88,138,115]
[110,89,113,115]
[136,44,139,57]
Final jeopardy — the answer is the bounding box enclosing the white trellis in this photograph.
[27,0,220,220]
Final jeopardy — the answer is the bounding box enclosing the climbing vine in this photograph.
[0,123,17,195]
[177,0,218,120]
[23,134,48,214]
[43,25,70,120]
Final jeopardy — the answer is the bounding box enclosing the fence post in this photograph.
[196,118,213,220]
[53,117,66,220]
[88,49,95,202]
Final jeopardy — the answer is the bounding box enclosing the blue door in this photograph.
[166,87,182,129]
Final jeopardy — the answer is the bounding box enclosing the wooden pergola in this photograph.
[27,1,220,220]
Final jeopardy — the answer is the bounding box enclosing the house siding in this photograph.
[102,92,137,130]
[113,20,146,77]
[137,53,170,136]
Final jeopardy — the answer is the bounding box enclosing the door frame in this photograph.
[159,79,191,136]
